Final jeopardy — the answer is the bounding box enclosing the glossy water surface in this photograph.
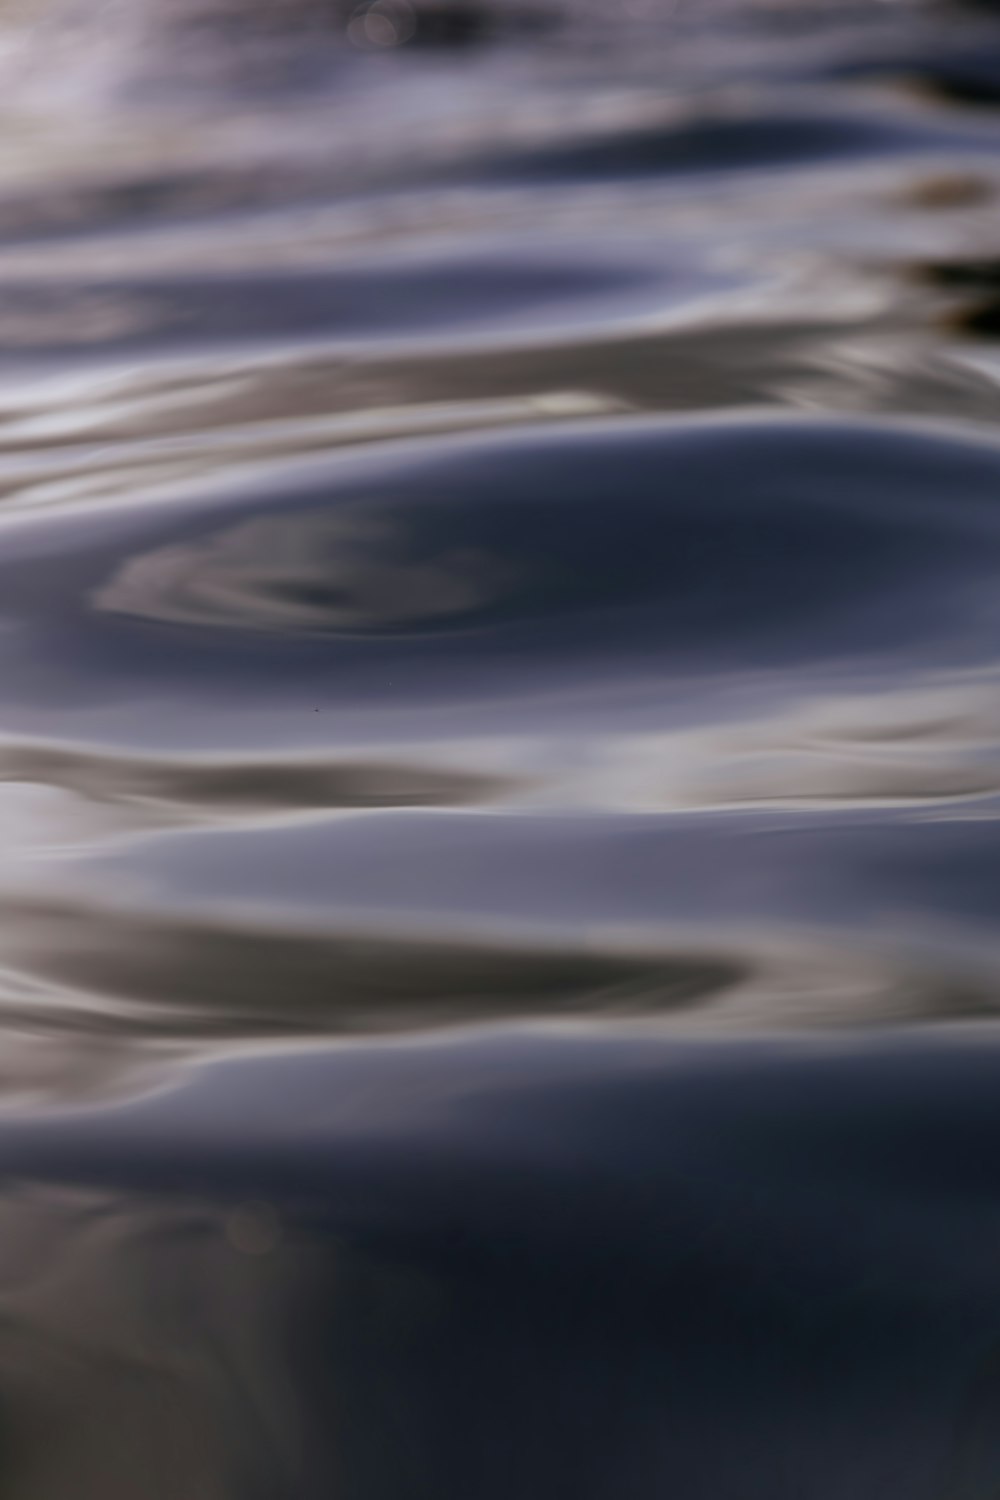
[3,1,1000,1495]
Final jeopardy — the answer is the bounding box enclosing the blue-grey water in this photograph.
[3,0,1000,1494]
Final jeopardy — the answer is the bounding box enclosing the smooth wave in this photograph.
[0,8,1000,1495]
[479,103,1000,184]
[0,415,998,689]
[0,248,730,363]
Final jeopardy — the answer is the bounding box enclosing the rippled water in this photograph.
[6,0,1000,1493]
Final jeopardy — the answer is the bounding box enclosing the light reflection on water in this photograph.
[0,0,999,1495]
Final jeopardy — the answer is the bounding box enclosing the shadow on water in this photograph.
[0,1037,997,1496]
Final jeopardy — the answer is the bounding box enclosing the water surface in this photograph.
[0,1,999,1495]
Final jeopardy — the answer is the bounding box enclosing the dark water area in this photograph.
[4,0,1000,1494]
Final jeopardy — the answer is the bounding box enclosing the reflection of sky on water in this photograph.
[94,506,520,634]
[0,5,1000,1492]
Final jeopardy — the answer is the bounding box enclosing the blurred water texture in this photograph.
[0,0,997,1495]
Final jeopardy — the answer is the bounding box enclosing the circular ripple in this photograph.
[1,415,1000,744]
